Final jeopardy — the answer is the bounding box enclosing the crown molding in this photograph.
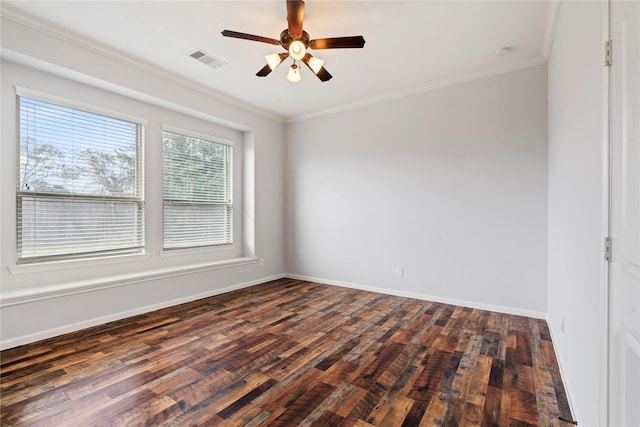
[287,58,548,124]
[0,4,285,124]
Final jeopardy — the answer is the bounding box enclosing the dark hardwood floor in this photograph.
[0,278,573,426]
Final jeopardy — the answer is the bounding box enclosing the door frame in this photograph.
[602,0,611,425]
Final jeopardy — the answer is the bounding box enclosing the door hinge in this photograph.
[605,40,612,67]
[605,236,612,262]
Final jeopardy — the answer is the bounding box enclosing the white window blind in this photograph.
[163,130,233,249]
[17,96,144,262]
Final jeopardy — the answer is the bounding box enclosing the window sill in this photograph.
[2,256,258,307]
[9,252,149,275]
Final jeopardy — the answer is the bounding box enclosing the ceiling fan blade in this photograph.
[287,0,304,37]
[221,30,281,45]
[301,54,333,82]
[309,36,366,50]
[256,64,273,77]
[313,67,333,82]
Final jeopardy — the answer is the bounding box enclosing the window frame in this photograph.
[15,87,146,264]
[161,125,235,251]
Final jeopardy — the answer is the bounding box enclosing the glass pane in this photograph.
[163,132,229,202]
[163,203,232,248]
[19,97,138,197]
[18,195,143,259]
[162,130,233,250]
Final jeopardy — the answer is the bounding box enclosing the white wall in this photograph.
[547,2,607,425]
[285,65,548,317]
[0,18,285,349]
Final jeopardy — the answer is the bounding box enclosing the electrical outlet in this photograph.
[561,316,565,333]
[259,258,264,266]
[396,267,403,277]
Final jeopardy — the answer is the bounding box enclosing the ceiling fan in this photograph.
[221,0,365,82]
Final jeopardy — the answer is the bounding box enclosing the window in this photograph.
[162,130,233,249]
[17,95,144,263]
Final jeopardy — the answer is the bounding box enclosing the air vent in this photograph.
[189,49,227,69]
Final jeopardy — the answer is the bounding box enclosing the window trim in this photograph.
[15,86,148,127]
[162,124,235,147]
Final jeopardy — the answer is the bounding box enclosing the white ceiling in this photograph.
[1,1,553,121]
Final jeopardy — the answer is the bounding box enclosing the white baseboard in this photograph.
[546,316,580,425]
[2,272,547,350]
[286,273,547,319]
[0,273,285,350]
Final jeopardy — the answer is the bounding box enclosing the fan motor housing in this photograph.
[280,29,310,50]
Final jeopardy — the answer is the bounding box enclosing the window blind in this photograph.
[163,131,233,249]
[17,96,144,262]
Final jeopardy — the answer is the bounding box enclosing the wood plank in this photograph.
[460,401,483,427]
[268,381,335,426]
[467,354,493,407]
[482,385,502,427]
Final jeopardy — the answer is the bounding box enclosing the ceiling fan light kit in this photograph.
[221,0,365,83]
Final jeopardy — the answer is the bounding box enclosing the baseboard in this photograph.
[2,272,546,349]
[546,315,580,425]
[286,273,547,319]
[0,273,285,350]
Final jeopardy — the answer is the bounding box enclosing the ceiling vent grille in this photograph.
[189,49,227,69]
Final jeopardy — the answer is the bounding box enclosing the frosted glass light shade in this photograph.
[265,53,283,70]
[287,64,301,82]
[308,57,324,74]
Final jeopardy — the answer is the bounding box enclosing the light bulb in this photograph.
[287,64,301,82]
[307,57,324,74]
[265,53,283,70]
[288,40,306,60]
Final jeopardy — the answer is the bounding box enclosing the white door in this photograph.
[610,1,640,426]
